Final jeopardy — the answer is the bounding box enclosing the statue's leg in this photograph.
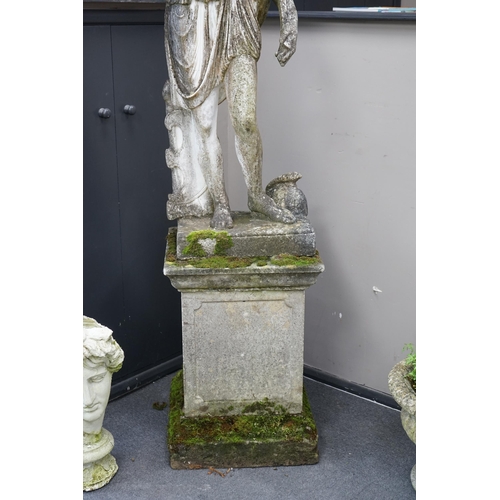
[225,55,296,224]
[192,88,233,229]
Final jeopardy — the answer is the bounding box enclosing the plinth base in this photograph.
[176,211,316,259]
[168,371,319,469]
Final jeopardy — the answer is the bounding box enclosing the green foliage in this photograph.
[403,343,416,389]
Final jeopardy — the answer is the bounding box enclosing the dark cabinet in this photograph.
[83,21,182,396]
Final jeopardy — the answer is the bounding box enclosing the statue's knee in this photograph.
[234,117,257,138]
[193,99,218,138]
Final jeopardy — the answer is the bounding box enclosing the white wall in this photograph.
[219,18,416,394]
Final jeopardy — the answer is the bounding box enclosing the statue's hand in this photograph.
[275,28,297,67]
[274,0,298,67]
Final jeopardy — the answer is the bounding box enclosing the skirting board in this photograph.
[110,356,399,410]
[110,355,182,401]
[303,365,399,410]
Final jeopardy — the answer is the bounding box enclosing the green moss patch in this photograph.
[153,401,168,411]
[182,230,233,258]
[270,251,322,267]
[166,227,178,262]
[167,371,319,469]
[179,253,322,269]
[166,228,323,269]
[179,255,270,269]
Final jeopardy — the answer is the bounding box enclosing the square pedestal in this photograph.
[182,288,305,416]
[168,371,319,469]
[163,213,324,468]
[164,250,324,418]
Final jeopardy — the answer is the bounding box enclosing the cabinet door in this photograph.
[83,23,182,387]
[111,24,181,378]
[83,25,124,332]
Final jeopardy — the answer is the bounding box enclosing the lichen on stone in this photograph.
[83,453,118,491]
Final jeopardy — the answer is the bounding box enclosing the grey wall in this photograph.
[219,19,416,395]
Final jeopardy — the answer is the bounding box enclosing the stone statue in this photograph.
[163,0,298,229]
[83,316,124,491]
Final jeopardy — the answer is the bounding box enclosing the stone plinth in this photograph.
[163,213,324,468]
[164,252,324,417]
[176,211,316,260]
[183,288,304,415]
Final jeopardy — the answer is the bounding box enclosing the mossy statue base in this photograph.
[83,429,118,491]
[168,371,319,469]
[83,452,118,491]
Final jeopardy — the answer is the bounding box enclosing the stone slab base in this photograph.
[168,371,319,469]
[176,211,316,259]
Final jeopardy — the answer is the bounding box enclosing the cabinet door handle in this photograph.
[123,105,136,115]
[98,108,112,119]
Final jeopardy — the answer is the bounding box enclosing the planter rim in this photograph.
[388,360,416,415]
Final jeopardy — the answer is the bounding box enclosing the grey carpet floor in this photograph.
[84,372,416,500]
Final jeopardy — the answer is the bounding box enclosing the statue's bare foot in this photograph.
[248,193,296,224]
[210,204,234,229]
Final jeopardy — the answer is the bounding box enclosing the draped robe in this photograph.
[163,0,270,219]
[165,0,265,109]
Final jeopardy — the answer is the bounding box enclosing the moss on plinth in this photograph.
[182,230,234,258]
[166,227,323,269]
[167,371,319,469]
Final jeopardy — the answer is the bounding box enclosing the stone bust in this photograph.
[83,316,124,491]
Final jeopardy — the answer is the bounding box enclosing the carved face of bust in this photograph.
[83,316,124,435]
[83,360,112,435]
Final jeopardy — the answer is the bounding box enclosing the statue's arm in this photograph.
[273,0,298,67]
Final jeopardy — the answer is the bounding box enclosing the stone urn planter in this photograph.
[388,360,416,490]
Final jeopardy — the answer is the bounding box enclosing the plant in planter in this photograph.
[388,343,416,490]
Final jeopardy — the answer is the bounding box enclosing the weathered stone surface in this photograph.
[388,359,416,491]
[164,0,299,229]
[176,211,316,260]
[168,371,319,469]
[266,172,308,217]
[164,234,324,418]
[83,316,124,491]
[164,257,325,291]
[388,360,416,444]
[83,429,118,492]
[181,289,305,416]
